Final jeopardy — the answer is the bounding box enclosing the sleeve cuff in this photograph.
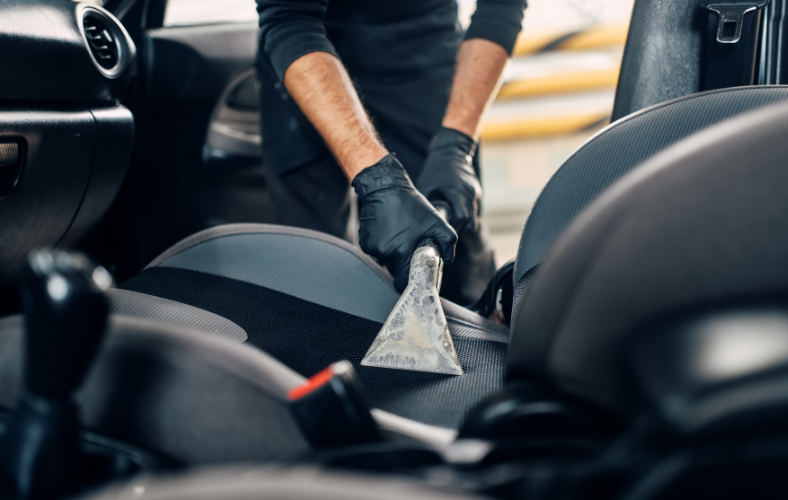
[263,19,340,81]
[464,1,527,55]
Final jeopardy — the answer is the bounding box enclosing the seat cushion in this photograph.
[121,224,509,430]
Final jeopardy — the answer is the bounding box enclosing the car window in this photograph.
[163,0,258,27]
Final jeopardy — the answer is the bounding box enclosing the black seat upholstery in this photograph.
[114,86,788,432]
[118,225,509,430]
[508,98,788,415]
[3,87,786,466]
[513,86,788,319]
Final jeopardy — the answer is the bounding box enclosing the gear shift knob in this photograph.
[21,250,113,400]
[1,250,113,499]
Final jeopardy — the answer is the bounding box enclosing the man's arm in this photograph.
[443,0,527,137]
[258,0,457,290]
[282,51,457,290]
[258,0,386,179]
[442,38,509,139]
[414,39,509,229]
[283,52,387,181]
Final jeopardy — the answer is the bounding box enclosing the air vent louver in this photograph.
[83,14,118,70]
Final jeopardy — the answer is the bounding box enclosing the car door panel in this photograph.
[124,19,269,272]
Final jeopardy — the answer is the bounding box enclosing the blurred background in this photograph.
[462,0,635,263]
[83,0,636,265]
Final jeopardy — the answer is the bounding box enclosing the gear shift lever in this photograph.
[0,250,113,499]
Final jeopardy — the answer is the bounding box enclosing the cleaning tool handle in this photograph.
[417,202,451,253]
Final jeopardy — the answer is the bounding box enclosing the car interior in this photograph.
[1,0,788,498]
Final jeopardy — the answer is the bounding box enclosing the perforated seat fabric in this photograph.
[120,224,509,430]
[509,99,788,415]
[120,87,788,431]
[513,86,788,318]
[108,289,248,342]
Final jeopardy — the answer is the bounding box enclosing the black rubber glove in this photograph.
[352,153,458,292]
[416,127,482,231]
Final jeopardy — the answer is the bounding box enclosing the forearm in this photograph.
[283,52,387,181]
[442,39,509,139]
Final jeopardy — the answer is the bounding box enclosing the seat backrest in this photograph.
[512,86,788,324]
[507,98,788,415]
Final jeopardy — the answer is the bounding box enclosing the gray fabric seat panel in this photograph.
[514,86,788,286]
[149,224,400,323]
[148,223,504,335]
[84,466,486,500]
[0,312,464,458]
[127,223,507,429]
[109,289,247,342]
[0,315,309,463]
[508,99,788,415]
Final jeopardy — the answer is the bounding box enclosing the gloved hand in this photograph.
[416,127,482,231]
[352,153,458,292]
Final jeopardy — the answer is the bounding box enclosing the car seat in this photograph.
[4,86,788,467]
[112,85,788,430]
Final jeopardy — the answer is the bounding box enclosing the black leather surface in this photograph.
[509,99,788,415]
[513,87,788,314]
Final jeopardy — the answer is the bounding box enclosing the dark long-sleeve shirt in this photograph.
[257,0,527,81]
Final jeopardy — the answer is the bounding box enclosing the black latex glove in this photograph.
[416,127,482,231]
[352,153,458,292]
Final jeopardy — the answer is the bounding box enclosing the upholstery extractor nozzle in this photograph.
[361,206,463,375]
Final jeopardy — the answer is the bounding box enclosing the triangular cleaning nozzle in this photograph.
[361,240,463,375]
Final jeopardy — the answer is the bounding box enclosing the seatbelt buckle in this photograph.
[699,0,768,90]
[289,361,381,448]
[702,1,767,43]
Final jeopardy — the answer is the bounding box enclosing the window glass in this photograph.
[163,0,258,27]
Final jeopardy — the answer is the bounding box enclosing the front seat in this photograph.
[113,86,788,432]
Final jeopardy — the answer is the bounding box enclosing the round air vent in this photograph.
[78,6,132,79]
[83,14,119,70]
